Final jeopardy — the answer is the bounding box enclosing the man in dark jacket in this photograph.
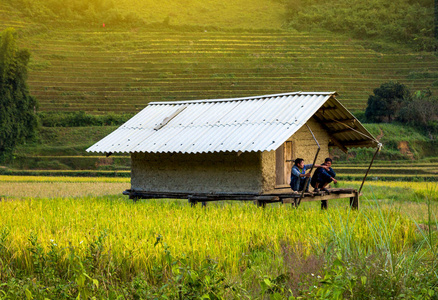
[311,158,337,193]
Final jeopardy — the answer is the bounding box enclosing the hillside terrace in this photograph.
[7,28,436,113]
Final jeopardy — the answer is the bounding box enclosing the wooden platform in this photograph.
[123,188,360,209]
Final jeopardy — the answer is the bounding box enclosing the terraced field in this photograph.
[0,3,28,31]
[336,162,438,181]
[0,0,437,115]
[8,27,436,114]
[1,0,436,114]
[24,29,438,113]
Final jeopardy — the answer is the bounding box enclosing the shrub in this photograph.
[365,82,411,123]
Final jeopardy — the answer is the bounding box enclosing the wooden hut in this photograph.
[87,92,380,208]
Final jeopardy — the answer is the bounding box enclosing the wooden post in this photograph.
[128,192,139,202]
[282,198,296,208]
[255,200,266,208]
[350,192,359,210]
[188,197,198,207]
[321,200,328,210]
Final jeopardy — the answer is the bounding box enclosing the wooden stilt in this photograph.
[128,192,139,202]
[255,200,266,208]
[350,192,359,210]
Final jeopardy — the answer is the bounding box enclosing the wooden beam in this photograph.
[322,118,356,126]
[329,138,349,153]
[281,192,357,203]
[125,188,360,210]
[317,106,338,112]
[266,187,357,195]
[331,128,357,135]
[312,115,349,153]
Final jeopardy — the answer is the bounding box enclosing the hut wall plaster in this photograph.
[130,118,331,195]
[291,118,330,165]
[261,150,276,191]
[131,151,264,194]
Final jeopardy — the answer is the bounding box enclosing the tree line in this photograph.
[365,82,438,136]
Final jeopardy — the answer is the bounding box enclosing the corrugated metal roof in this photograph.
[87,92,378,154]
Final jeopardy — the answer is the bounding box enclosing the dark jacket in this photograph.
[311,163,336,187]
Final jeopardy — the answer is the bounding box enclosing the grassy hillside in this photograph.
[6,27,438,113]
[5,126,130,173]
[0,0,437,114]
[115,0,286,29]
[1,0,437,171]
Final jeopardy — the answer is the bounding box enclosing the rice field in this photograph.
[0,175,129,199]
[0,176,437,298]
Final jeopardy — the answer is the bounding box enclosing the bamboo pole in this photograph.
[358,143,382,194]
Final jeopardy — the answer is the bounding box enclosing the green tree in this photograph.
[364,82,410,123]
[0,28,38,161]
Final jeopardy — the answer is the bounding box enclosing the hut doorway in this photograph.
[275,140,293,187]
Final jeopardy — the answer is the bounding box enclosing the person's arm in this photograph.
[329,167,337,183]
[311,164,330,171]
[318,169,332,180]
[291,166,301,178]
[327,167,336,178]
[320,168,337,183]
[292,166,310,178]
